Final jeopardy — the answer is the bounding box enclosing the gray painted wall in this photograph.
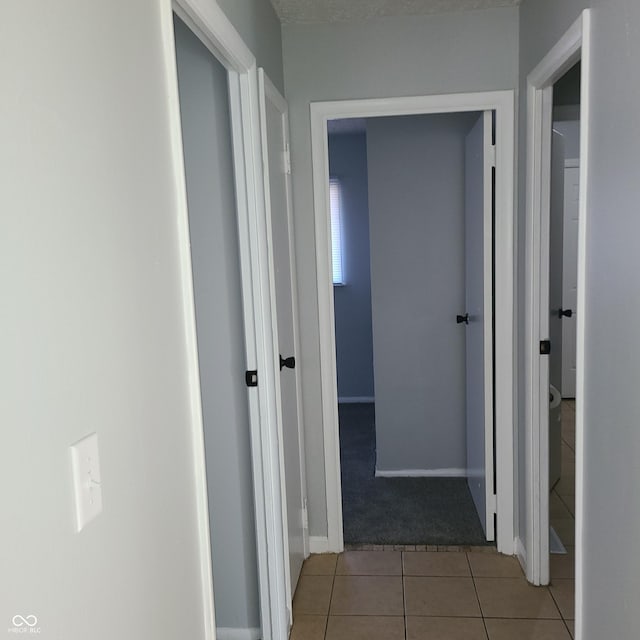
[0,3,212,638]
[174,18,260,632]
[328,133,375,400]
[519,1,640,636]
[216,0,285,92]
[367,113,477,472]
[554,119,580,159]
[282,7,520,535]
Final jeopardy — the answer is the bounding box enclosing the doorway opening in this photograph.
[548,60,581,628]
[170,5,294,639]
[327,112,493,547]
[524,10,591,637]
[310,92,516,555]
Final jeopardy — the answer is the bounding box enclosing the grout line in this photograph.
[466,552,490,639]
[401,552,408,640]
[563,618,575,639]
[546,582,566,622]
[322,557,338,640]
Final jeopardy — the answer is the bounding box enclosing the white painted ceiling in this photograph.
[271,0,520,24]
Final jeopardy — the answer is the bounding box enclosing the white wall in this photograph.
[174,17,260,632]
[0,2,210,638]
[329,133,375,400]
[216,0,285,92]
[519,1,640,636]
[282,7,519,536]
[366,113,478,473]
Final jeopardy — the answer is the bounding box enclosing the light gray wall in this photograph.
[367,113,477,472]
[174,18,259,632]
[519,1,640,636]
[328,133,375,400]
[216,0,285,92]
[282,7,519,535]
[553,119,580,159]
[0,3,211,639]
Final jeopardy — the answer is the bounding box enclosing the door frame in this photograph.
[310,90,516,555]
[523,10,590,633]
[163,2,289,639]
[258,67,310,613]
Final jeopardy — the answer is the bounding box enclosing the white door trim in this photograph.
[310,91,516,555]
[523,10,590,639]
[165,3,289,639]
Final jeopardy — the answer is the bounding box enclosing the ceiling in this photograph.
[270,0,521,24]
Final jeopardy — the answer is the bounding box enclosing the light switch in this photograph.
[70,433,102,532]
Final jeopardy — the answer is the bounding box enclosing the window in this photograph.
[329,178,345,285]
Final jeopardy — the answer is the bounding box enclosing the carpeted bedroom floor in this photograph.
[339,403,492,546]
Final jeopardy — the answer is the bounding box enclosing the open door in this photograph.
[464,111,495,541]
[258,69,308,614]
[561,163,579,398]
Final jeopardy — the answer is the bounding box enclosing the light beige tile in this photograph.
[475,578,560,619]
[566,620,575,638]
[406,616,487,639]
[330,576,403,616]
[559,494,575,516]
[336,551,401,576]
[290,615,327,640]
[302,553,338,576]
[293,575,334,615]
[561,442,575,462]
[555,475,575,496]
[404,576,481,617]
[403,551,470,576]
[562,429,575,451]
[467,552,523,578]
[550,579,575,620]
[485,619,572,639]
[550,492,572,519]
[325,616,404,640]
[550,549,575,580]
[551,519,575,546]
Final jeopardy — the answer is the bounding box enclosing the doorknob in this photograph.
[558,308,573,319]
[456,313,469,325]
[279,355,296,371]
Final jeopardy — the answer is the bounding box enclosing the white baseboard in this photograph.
[375,467,467,478]
[216,628,261,640]
[337,396,374,404]
[515,536,527,573]
[309,536,330,554]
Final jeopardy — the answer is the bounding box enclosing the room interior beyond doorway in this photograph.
[328,110,494,547]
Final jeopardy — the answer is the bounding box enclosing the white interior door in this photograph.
[464,111,495,541]
[258,69,307,609]
[562,164,579,398]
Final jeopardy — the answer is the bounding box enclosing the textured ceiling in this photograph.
[271,0,521,24]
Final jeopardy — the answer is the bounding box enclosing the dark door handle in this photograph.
[456,313,469,325]
[279,355,296,371]
[558,308,573,318]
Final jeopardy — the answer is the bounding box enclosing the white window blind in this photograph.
[329,178,345,285]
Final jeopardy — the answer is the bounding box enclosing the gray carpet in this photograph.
[339,403,492,546]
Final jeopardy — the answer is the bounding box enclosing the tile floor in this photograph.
[290,403,576,639]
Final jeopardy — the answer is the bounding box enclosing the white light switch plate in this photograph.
[70,433,102,532]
